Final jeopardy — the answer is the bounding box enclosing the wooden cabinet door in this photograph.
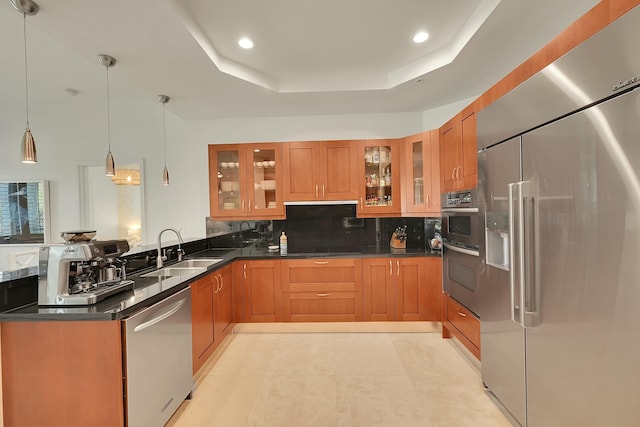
[460,108,478,190]
[440,119,460,193]
[242,260,282,322]
[362,258,395,321]
[323,140,359,200]
[358,139,402,216]
[214,265,234,340]
[426,130,441,213]
[395,258,432,321]
[283,142,323,201]
[246,142,285,218]
[424,257,442,321]
[403,131,440,215]
[209,144,249,218]
[192,275,215,373]
[403,133,424,214]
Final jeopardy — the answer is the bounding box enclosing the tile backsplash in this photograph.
[206,205,440,252]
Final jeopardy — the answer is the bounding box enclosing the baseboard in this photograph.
[232,321,441,334]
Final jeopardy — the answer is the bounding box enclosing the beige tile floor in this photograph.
[167,330,512,427]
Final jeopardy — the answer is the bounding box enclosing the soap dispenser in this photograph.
[279,231,288,255]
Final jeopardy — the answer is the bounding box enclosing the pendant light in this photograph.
[11,0,39,164]
[158,94,170,186]
[98,54,117,176]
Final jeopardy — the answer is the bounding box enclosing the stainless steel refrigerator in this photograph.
[477,5,640,426]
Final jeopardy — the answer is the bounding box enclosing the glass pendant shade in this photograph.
[21,128,37,163]
[163,165,170,186]
[106,149,115,176]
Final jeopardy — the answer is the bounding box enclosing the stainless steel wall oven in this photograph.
[441,189,482,315]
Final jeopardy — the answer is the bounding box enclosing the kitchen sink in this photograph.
[141,266,206,278]
[140,258,224,278]
[172,258,224,268]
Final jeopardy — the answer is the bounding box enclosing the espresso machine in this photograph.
[38,232,134,306]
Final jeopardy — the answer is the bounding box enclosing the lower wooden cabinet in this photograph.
[191,274,216,373]
[363,257,442,321]
[442,293,480,360]
[281,258,363,321]
[214,264,234,336]
[238,259,283,322]
[231,256,441,324]
[192,266,235,375]
[1,321,125,427]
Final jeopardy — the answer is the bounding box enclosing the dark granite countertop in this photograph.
[0,266,38,285]
[0,245,440,322]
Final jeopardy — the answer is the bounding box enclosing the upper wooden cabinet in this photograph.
[283,140,359,202]
[403,130,440,215]
[357,139,402,216]
[209,143,285,220]
[440,105,477,193]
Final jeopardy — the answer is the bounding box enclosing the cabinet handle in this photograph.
[360,198,363,210]
[457,310,467,317]
[220,274,224,291]
[214,275,221,293]
[315,184,319,198]
[426,194,430,207]
[316,293,330,297]
[456,167,461,180]
[248,200,252,212]
[243,263,247,279]
[396,260,400,276]
[322,184,325,198]
[313,261,329,265]
[241,200,245,212]
[451,168,456,180]
[389,260,392,275]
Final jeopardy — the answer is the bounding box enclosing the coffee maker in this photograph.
[38,235,134,306]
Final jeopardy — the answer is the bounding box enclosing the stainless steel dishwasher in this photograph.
[123,286,193,427]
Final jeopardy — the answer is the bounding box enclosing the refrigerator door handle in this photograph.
[521,181,541,327]
[508,182,522,324]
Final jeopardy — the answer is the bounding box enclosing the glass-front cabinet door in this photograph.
[209,145,246,217]
[358,139,401,216]
[403,131,440,215]
[209,143,284,219]
[248,143,284,217]
[410,138,425,208]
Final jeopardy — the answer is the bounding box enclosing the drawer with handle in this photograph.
[446,295,480,349]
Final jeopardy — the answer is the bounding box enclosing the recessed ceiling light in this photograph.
[413,32,429,44]
[238,37,254,49]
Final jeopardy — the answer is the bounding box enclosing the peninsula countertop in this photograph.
[0,245,441,322]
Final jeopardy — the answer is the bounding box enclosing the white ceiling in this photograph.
[0,0,600,121]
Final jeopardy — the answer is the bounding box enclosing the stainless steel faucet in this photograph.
[239,221,252,246]
[157,228,184,268]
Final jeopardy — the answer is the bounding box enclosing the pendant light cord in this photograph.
[106,65,112,152]
[163,103,167,167]
[23,12,30,129]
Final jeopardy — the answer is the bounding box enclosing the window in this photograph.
[0,181,49,244]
